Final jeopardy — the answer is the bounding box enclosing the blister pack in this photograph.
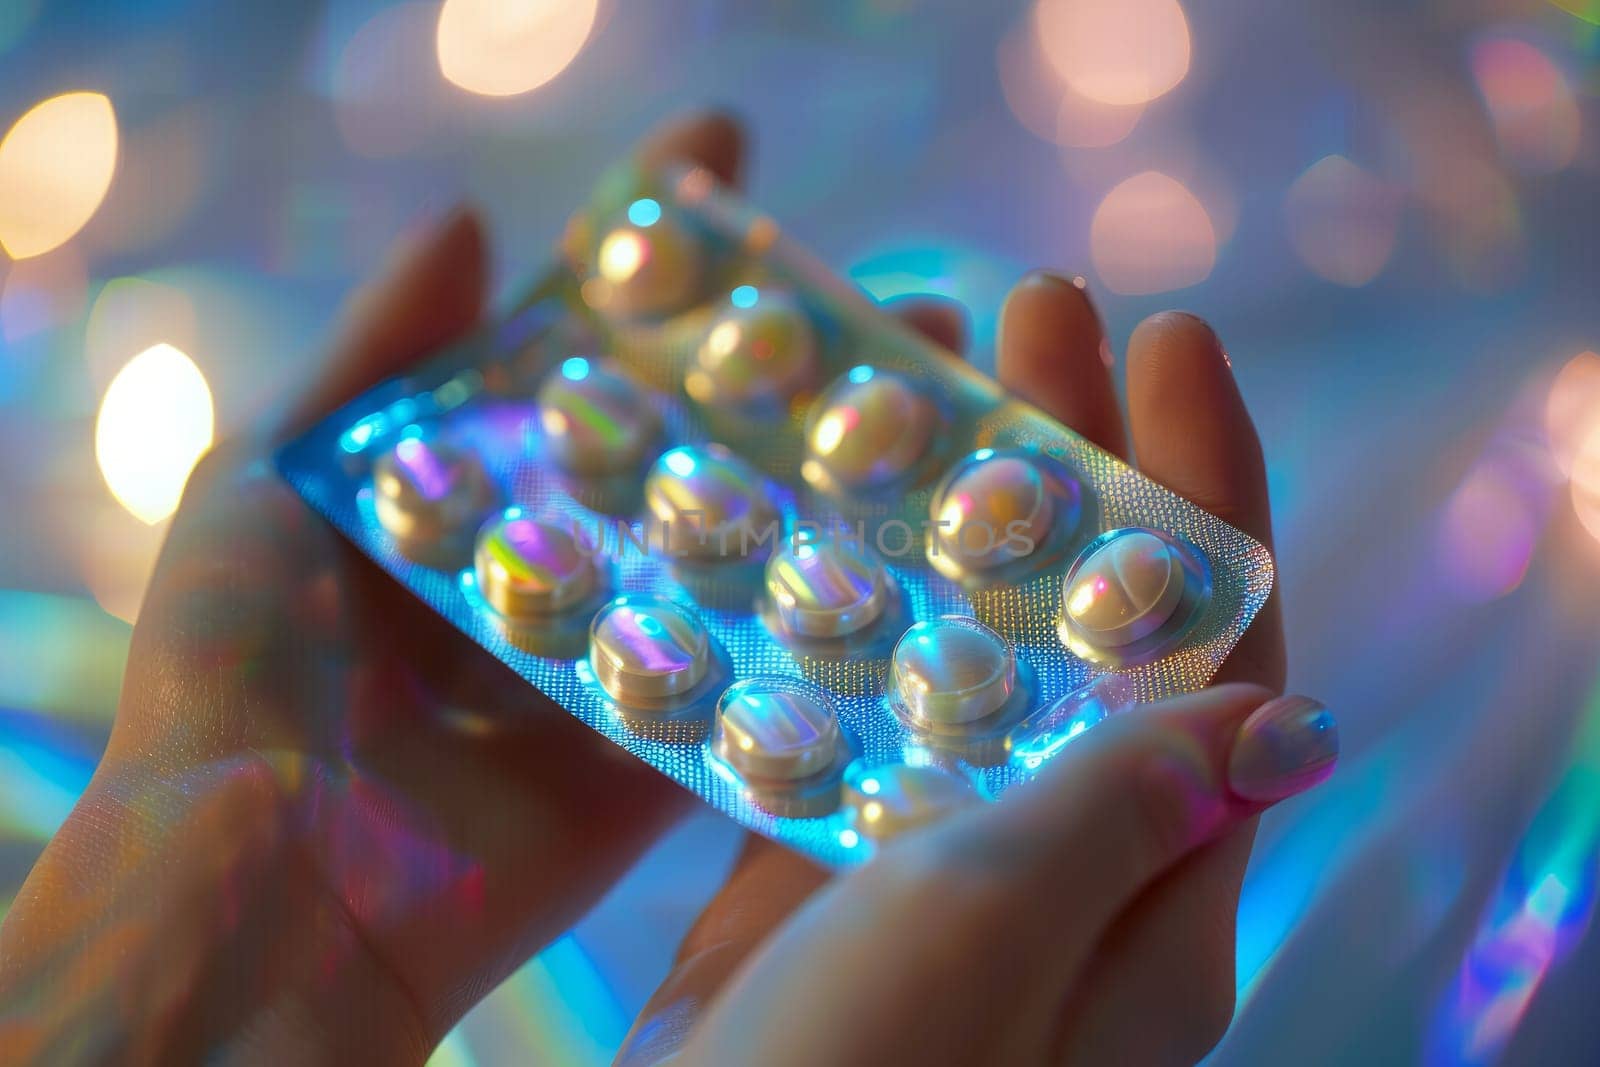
[277,162,1274,866]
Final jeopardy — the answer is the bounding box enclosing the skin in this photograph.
[0,113,1301,1066]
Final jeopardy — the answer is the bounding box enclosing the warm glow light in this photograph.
[1090,171,1216,295]
[436,0,598,97]
[997,18,1144,148]
[1285,156,1402,288]
[598,230,646,283]
[1572,424,1600,545]
[1470,37,1580,174]
[95,344,215,525]
[0,92,118,259]
[1034,0,1191,107]
[1546,353,1600,477]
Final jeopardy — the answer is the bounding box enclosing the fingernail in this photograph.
[1024,269,1093,297]
[1226,695,1338,802]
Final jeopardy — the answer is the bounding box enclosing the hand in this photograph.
[0,113,749,1064]
[617,149,1322,1065]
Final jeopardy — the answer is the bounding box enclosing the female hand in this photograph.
[0,112,751,1064]
[618,130,1328,1065]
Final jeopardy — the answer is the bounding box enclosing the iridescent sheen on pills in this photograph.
[474,511,599,620]
[589,594,712,706]
[1059,527,1211,667]
[843,763,981,840]
[765,536,889,639]
[537,357,660,475]
[803,366,939,494]
[372,437,496,557]
[891,616,1018,727]
[714,677,842,782]
[687,287,817,411]
[644,444,779,561]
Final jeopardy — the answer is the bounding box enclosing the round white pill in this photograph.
[687,288,817,410]
[372,437,496,553]
[537,357,660,475]
[803,367,938,492]
[474,513,598,620]
[644,444,779,561]
[932,451,1056,569]
[588,595,711,705]
[891,616,1017,726]
[764,537,889,639]
[715,677,841,782]
[1061,528,1192,650]
[844,763,979,839]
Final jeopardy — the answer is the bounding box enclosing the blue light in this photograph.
[839,829,861,848]
[848,365,874,385]
[664,448,697,477]
[561,356,591,381]
[627,198,662,228]
[730,284,759,309]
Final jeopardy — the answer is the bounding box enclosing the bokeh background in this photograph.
[2,0,1599,1063]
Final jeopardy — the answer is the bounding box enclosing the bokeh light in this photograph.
[0,92,118,259]
[94,343,215,525]
[0,245,87,344]
[85,276,199,388]
[1285,156,1403,288]
[1470,36,1581,175]
[1090,171,1216,295]
[1573,425,1600,545]
[436,0,599,98]
[997,18,1145,148]
[1437,455,1542,601]
[1034,0,1191,107]
[1544,353,1600,477]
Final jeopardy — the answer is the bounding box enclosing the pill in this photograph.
[764,536,889,638]
[844,763,979,839]
[803,367,937,492]
[645,444,780,561]
[686,287,817,410]
[372,437,496,552]
[537,357,660,475]
[589,594,711,704]
[1060,528,1193,650]
[931,451,1056,569]
[592,204,704,319]
[714,677,841,782]
[474,512,599,620]
[891,616,1017,726]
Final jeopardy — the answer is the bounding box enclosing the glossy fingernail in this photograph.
[1227,695,1338,802]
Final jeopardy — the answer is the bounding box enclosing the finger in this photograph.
[617,838,828,1066]
[998,271,1128,458]
[1126,311,1284,690]
[1051,829,1253,1065]
[284,205,489,434]
[675,687,1336,1066]
[885,293,970,355]
[636,109,746,189]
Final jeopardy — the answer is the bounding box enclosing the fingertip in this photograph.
[997,270,1127,456]
[637,108,748,188]
[885,293,970,355]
